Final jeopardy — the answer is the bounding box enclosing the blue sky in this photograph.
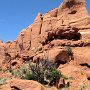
[0,0,90,43]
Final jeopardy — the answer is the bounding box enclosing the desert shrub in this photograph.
[8,67,13,73]
[10,60,66,88]
[28,63,45,84]
[46,69,61,86]
[0,78,7,85]
[66,46,73,56]
[37,46,42,52]
[12,70,20,78]
[0,78,11,86]
[79,84,90,90]
[12,63,30,78]
[24,72,35,80]
[50,70,61,80]
[0,68,2,72]
[35,46,42,55]
[28,62,60,85]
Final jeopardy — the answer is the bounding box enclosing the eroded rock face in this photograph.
[0,41,5,66]
[16,0,88,50]
[58,0,88,20]
[58,61,90,90]
[0,0,90,90]
[33,47,69,65]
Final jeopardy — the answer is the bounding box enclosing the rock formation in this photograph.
[0,0,90,90]
[0,0,90,72]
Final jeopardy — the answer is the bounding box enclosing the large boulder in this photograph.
[73,47,90,66]
[9,79,45,90]
[33,47,69,64]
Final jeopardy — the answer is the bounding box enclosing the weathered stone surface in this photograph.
[17,29,31,51]
[0,79,46,90]
[0,0,90,71]
[16,0,88,50]
[51,87,58,90]
[33,47,69,64]
[0,41,5,66]
[57,0,88,20]
[73,47,90,66]
[9,79,45,90]
[50,39,90,47]
[59,61,90,90]
[0,0,90,90]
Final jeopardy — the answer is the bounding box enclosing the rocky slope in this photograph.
[0,0,90,90]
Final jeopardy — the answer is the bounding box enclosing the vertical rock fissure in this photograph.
[30,29,32,50]
[39,22,42,35]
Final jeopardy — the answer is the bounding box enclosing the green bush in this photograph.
[28,63,45,84]
[0,78,11,86]
[8,67,13,73]
[12,64,29,78]
[24,72,35,80]
[11,60,63,87]
[66,46,73,57]
[46,69,61,85]
[0,78,7,85]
